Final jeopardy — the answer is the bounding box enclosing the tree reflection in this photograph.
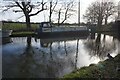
[64,41,68,56]
[84,33,117,59]
[50,42,53,60]
[18,37,66,78]
[19,37,55,77]
[19,37,35,77]
[75,39,79,70]
[27,37,32,48]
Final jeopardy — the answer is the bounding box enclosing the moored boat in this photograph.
[36,22,89,38]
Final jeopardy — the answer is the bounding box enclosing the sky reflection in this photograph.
[1,34,119,78]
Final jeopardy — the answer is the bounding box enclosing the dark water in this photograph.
[1,34,119,78]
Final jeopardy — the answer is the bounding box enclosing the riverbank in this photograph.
[63,54,120,79]
[10,31,36,37]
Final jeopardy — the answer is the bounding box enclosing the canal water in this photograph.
[1,34,119,78]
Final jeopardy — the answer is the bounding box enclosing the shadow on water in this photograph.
[2,33,119,78]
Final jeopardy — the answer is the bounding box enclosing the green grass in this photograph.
[2,23,39,31]
[63,54,120,79]
[12,32,35,35]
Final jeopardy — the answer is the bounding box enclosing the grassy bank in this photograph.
[63,54,120,79]
[10,31,36,37]
[2,22,38,31]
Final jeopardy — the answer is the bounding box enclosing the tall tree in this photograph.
[83,0,116,29]
[3,0,47,30]
[103,0,116,25]
[84,1,105,28]
[49,0,58,23]
[55,1,75,26]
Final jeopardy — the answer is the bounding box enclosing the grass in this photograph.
[2,22,39,31]
[2,22,38,36]
[63,54,120,79]
[10,31,36,37]
[12,32,35,35]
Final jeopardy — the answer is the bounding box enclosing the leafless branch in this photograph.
[15,2,24,10]
[29,2,47,16]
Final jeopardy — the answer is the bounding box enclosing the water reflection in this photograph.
[84,33,118,59]
[75,39,79,70]
[1,37,12,45]
[19,38,35,77]
[2,34,119,78]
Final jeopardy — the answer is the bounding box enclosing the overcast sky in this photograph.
[0,0,120,23]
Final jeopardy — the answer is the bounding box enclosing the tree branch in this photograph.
[29,2,47,16]
[60,8,69,24]
[2,5,18,12]
[25,2,31,7]
[15,2,24,10]
[60,1,73,24]
[28,5,33,13]
[51,1,58,13]
[29,9,44,16]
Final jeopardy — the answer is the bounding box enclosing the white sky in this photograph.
[0,0,120,23]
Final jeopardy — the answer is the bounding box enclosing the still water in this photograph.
[2,34,119,78]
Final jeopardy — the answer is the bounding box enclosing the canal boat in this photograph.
[36,22,89,38]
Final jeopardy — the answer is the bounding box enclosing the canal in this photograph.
[1,33,119,78]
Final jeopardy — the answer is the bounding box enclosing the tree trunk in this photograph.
[103,16,107,40]
[26,14,31,30]
[27,37,31,48]
[58,11,61,26]
[49,2,52,23]
[75,39,79,70]
[95,33,101,55]
[105,17,108,25]
[64,41,67,56]
[103,34,106,41]
[96,33,101,44]
[98,18,102,27]
[97,15,103,30]
[50,43,53,60]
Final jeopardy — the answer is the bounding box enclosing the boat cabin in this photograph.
[39,22,52,32]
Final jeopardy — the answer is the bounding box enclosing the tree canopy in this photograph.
[83,0,116,28]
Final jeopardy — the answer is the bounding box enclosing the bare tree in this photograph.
[49,0,58,23]
[84,1,105,28]
[83,6,97,25]
[103,1,116,25]
[83,0,116,29]
[2,0,47,30]
[55,1,76,26]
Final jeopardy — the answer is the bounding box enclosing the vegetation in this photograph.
[12,32,35,35]
[2,22,38,31]
[2,0,76,29]
[83,0,116,30]
[63,54,120,79]
[8,1,46,29]
[2,21,88,31]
